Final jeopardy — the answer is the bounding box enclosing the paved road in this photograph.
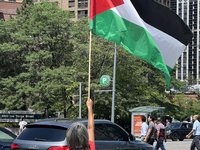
[153,139,193,150]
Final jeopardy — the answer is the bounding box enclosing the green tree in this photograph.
[187,72,197,85]
[0,0,76,117]
[0,5,188,123]
[71,18,186,123]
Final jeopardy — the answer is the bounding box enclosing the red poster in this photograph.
[134,115,142,134]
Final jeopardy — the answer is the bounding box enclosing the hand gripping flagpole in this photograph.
[88,30,92,98]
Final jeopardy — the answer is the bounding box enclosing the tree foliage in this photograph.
[0,1,195,124]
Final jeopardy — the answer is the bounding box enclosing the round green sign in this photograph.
[100,75,111,87]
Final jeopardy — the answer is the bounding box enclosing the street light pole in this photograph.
[79,82,81,119]
[111,43,117,123]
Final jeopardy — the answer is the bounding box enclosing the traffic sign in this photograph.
[100,75,111,87]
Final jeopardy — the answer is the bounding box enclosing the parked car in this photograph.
[0,126,17,150]
[11,119,154,150]
[165,122,193,141]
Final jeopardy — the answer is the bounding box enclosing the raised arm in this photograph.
[87,97,95,142]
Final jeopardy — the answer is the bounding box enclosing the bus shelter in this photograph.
[129,106,165,137]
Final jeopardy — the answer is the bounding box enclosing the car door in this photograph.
[94,123,116,150]
[179,123,187,139]
[104,123,140,150]
[186,124,193,137]
[0,129,16,150]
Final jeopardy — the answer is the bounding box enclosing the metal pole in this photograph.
[111,43,117,123]
[79,82,82,119]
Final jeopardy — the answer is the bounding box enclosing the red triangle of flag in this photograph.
[90,0,124,20]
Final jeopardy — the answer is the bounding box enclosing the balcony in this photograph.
[78,2,88,9]
[78,14,88,19]
[78,3,88,9]
[69,1,75,8]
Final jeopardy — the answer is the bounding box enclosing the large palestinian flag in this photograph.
[90,0,193,88]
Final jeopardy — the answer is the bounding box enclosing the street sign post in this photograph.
[100,75,111,87]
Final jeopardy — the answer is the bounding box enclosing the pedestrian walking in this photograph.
[154,120,158,138]
[66,97,95,150]
[166,119,170,126]
[155,118,166,150]
[144,115,155,145]
[19,118,27,134]
[186,115,200,150]
[139,116,148,141]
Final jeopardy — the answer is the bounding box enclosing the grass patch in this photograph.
[0,123,19,128]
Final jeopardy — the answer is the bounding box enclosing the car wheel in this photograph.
[179,139,184,141]
[171,132,179,141]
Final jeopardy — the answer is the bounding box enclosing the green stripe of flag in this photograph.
[92,9,171,88]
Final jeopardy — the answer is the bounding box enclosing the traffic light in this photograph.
[70,96,75,106]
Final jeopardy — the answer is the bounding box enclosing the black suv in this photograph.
[11,119,154,150]
[165,122,193,141]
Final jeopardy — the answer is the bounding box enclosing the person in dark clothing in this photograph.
[144,115,155,145]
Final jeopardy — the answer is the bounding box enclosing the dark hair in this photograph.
[149,115,155,122]
[142,116,146,122]
[157,118,162,122]
[21,118,23,121]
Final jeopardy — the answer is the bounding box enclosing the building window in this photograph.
[199,51,200,78]
[69,11,75,18]
[69,0,75,8]
[199,31,200,49]
[183,3,187,23]
[9,0,16,2]
[193,32,197,46]
[178,73,181,80]
[167,0,170,7]
[78,0,88,9]
[78,10,88,19]
[183,52,187,79]
[183,73,186,79]
[178,56,182,80]
[178,3,182,18]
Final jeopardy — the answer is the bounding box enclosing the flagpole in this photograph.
[111,43,117,123]
[88,30,92,98]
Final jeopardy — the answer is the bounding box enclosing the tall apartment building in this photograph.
[155,0,171,7]
[170,0,177,13]
[35,0,90,21]
[0,1,22,21]
[1,0,89,21]
[175,0,199,83]
[0,0,171,21]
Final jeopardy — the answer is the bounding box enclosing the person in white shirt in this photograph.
[140,116,148,141]
[19,118,27,134]
[186,115,200,150]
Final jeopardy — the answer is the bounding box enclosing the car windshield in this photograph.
[167,123,181,129]
[0,130,15,142]
[188,124,193,128]
[18,126,67,142]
